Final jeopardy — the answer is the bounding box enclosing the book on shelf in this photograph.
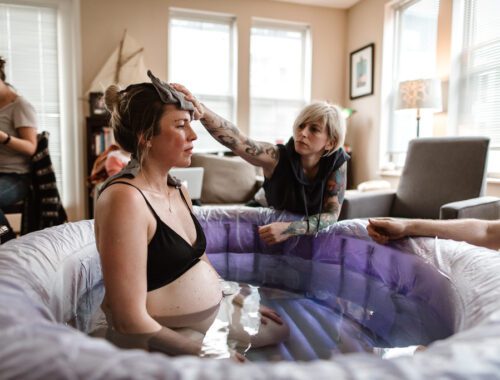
[94,127,116,155]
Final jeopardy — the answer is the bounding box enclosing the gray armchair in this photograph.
[339,137,500,220]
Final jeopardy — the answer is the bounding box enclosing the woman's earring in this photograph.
[147,141,152,148]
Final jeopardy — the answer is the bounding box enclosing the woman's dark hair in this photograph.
[104,83,165,162]
[0,56,6,82]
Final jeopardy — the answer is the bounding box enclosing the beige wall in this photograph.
[81,0,347,134]
[344,0,386,186]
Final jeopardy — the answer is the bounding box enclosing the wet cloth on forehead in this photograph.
[147,70,195,112]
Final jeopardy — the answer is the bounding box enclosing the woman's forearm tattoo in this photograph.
[283,210,339,237]
[334,163,347,204]
[281,163,347,237]
[265,146,278,160]
[200,109,278,160]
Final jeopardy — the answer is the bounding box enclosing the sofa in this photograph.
[190,153,263,205]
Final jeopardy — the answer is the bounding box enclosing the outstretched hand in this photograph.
[367,218,408,244]
[170,83,205,120]
[258,222,292,245]
[259,304,284,325]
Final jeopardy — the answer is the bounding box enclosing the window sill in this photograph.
[377,170,402,177]
[378,169,500,184]
[488,177,500,185]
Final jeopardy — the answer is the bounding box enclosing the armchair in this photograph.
[339,137,500,220]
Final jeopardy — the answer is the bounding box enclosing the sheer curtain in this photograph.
[169,10,236,153]
[249,21,311,144]
[384,0,440,168]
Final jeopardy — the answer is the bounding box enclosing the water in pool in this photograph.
[73,252,455,362]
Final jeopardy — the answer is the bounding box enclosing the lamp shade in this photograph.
[396,78,442,112]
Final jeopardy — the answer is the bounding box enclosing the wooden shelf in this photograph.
[86,115,110,218]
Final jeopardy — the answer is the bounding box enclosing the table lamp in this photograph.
[396,78,442,137]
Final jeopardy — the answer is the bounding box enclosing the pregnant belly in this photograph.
[146,260,223,325]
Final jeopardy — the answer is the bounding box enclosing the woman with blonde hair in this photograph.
[173,83,349,245]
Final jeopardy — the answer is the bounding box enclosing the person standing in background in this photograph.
[0,56,37,243]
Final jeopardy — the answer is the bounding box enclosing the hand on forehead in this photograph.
[147,70,195,113]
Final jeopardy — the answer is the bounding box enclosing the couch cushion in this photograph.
[191,154,260,204]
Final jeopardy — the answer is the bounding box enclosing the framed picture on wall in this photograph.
[89,92,107,116]
[349,43,374,100]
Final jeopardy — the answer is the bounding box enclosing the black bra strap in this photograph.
[103,181,159,218]
[177,187,193,211]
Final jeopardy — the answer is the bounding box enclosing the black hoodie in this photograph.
[263,137,350,221]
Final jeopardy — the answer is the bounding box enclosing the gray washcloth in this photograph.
[147,70,195,112]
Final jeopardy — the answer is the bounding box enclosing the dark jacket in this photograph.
[263,137,350,218]
[21,132,67,234]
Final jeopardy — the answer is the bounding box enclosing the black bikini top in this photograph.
[104,181,206,291]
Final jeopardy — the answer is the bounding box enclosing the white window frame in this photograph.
[0,0,83,220]
[249,18,311,143]
[168,8,236,153]
[380,0,440,169]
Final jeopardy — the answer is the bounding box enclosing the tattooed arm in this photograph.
[170,83,279,177]
[199,108,279,177]
[258,162,347,244]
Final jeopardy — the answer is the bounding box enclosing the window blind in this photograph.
[453,0,500,174]
[0,2,63,197]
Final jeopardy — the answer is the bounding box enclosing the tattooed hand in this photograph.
[170,83,205,120]
[258,222,293,245]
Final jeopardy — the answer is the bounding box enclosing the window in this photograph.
[0,2,63,193]
[250,21,311,144]
[383,0,440,168]
[168,9,236,153]
[450,0,500,175]
[0,0,80,218]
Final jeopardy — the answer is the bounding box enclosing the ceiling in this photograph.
[270,0,361,9]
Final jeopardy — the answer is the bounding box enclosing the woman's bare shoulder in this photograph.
[95,181,149,222]
[95,181,153,258]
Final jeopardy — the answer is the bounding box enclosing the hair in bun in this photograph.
[104,84,120,112]
[103,82,165,163]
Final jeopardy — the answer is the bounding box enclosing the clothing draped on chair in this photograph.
[21,131,67,234]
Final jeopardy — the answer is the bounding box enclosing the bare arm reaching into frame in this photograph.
[368,218,500,250]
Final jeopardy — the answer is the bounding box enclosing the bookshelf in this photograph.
[86,115,112,218]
